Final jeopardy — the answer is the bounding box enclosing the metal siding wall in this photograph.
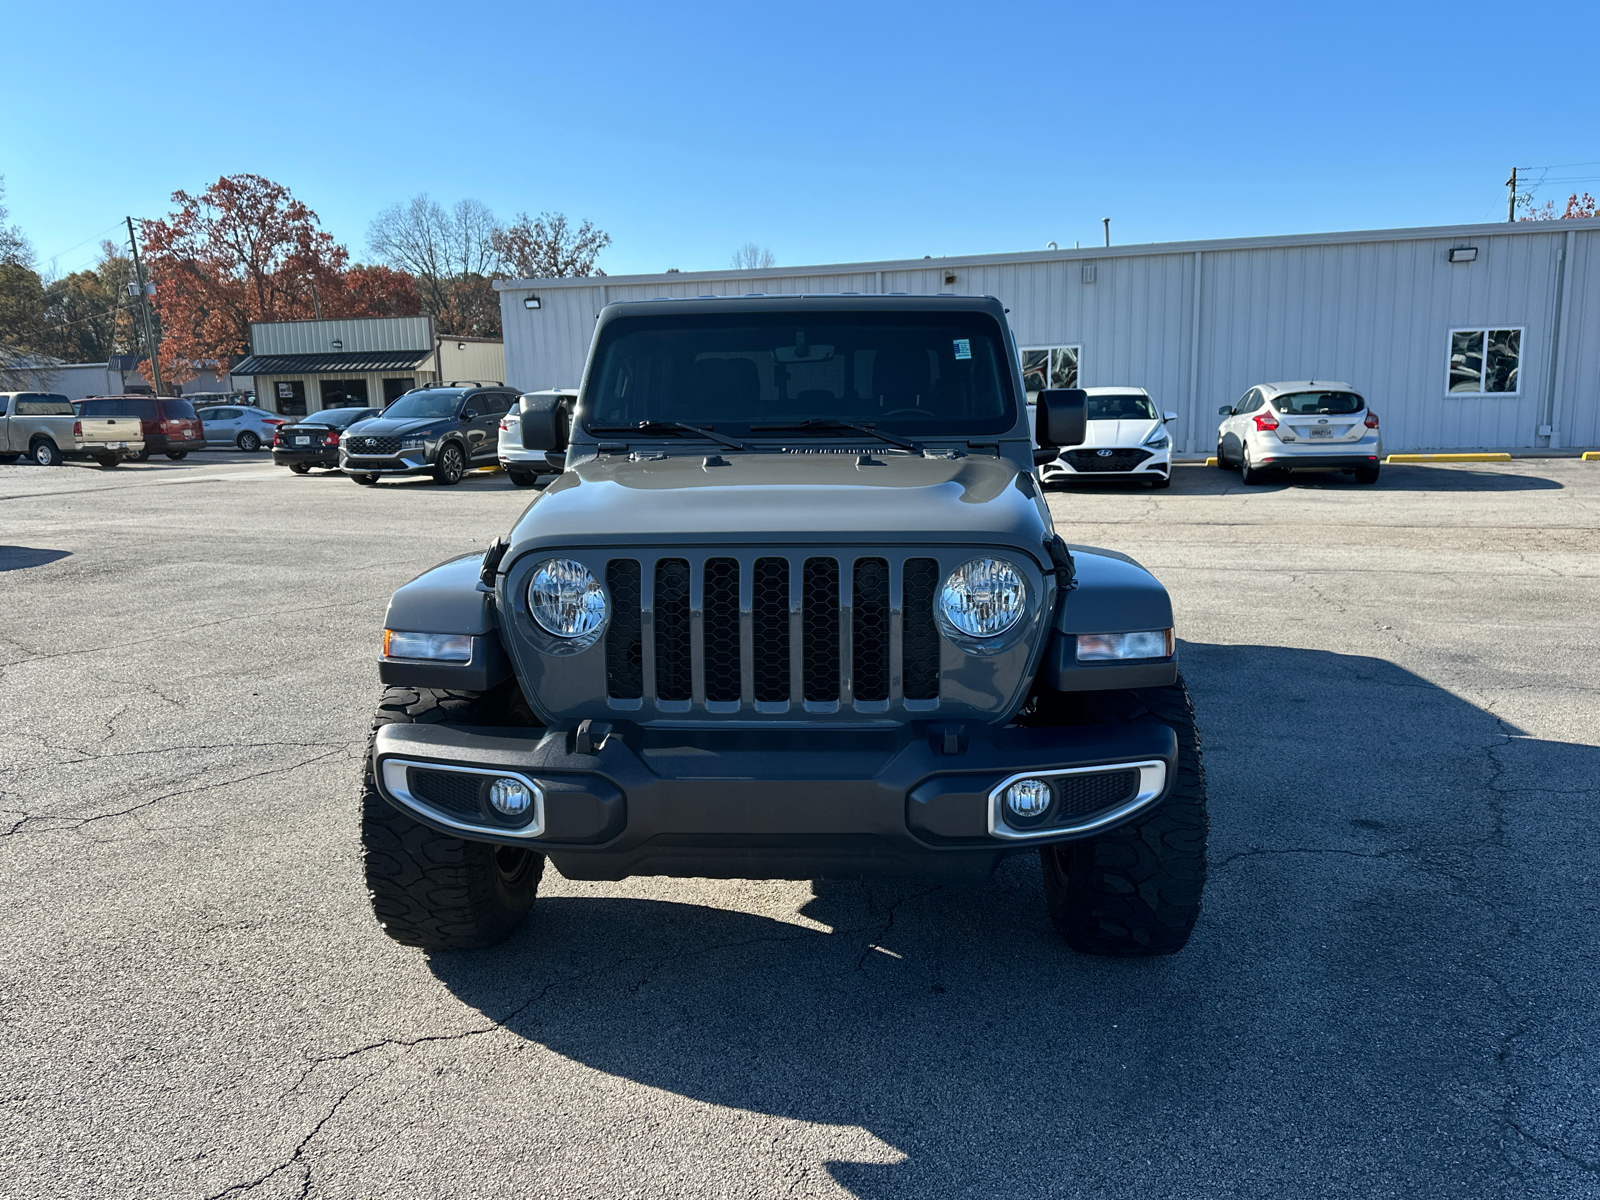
[1554,228,1600,448]
[436,341,506,385]
[251,317,432,355]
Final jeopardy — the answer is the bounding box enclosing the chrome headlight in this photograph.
[527,559,607,643]
[938,557,1027,640]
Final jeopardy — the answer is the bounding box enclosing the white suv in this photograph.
[1038,387,1176,489]
[498,389,577,487]
[1216,381,1382,485]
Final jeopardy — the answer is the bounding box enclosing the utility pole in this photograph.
[1506,167,1518,222]
[1103,217,1111,247]
[310,276,323,320]
[125,216,164,396]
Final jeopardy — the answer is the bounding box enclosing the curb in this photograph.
[1385,453,1513,464]
[1584,452,1600,462]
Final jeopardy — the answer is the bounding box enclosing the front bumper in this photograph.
[371,719,1177,881]
[342,450,432,476]
[1040,451,1170,480]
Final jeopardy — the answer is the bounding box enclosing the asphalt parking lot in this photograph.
[2,451,1597,1199]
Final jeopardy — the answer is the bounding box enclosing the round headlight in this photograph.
[527,559,607,639]
[938,557,1027,638]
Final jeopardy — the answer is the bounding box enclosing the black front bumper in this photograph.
[372,719,1177,881]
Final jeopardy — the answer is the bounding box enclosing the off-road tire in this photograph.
[31,439,63,467]
[290,462,310,474]
[1022,677,1208,956]
[507,469,539,488]
[237,431,260,452]
[1354,464,1380,485]
[434,442,466,486]
[166,450,188,460]
[361,685,545,950]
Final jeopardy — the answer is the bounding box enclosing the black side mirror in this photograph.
[462,408,478,420]
[1036,389,1087,450]
[519,394,570,452]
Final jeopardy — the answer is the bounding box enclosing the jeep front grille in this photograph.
[603,553,943,710]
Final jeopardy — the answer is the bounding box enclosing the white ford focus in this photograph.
[1215,381,1382,485]
[1038,387,1177,489]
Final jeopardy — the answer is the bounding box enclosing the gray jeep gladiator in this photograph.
[362,294,1206,956]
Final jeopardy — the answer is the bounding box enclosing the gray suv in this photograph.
[341,383,517,485]
[361,295,1207,956]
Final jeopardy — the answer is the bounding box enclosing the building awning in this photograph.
[230,350,434,375]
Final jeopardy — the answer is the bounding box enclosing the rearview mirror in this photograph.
[519,393,570,451]
[1035,389,1087,450]
[1217,405,1232,416]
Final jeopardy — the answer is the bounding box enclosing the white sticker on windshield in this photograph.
[953,338,972,360]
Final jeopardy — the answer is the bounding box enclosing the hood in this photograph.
[1079,418,1161,449]
[347,415,452,436]
[508,452,1050,555]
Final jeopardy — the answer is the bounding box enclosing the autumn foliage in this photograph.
[139,174,420,385]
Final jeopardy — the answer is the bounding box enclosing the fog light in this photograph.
[1004,778,1053,820]
[488,777,532,818]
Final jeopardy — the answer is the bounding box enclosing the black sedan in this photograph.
[271,408,381,472]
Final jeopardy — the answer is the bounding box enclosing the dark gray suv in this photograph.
[360,295,1207,956]
[341,382,517,485]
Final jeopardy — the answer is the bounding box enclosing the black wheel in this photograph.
[351,472,378,486]
[31,439,63,467]
[289,462,310,474]
[1215,440,1230,470]
[1354,465,1381,485]
[434,442,465,486]
[237,431,260,452]
[506,469,539,488]
[165,450,188,461]
[1020,678,1208,956]
[361,685,545,950]
[130,449,150,462]
[94,456,120,469]
[1239,445,1269,485]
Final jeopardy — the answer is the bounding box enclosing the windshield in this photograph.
[585,312,1016,436]
[1086,393,1157,421]
[1273,390,1364,415]
[382,390,463,420]
[304,408,371,427]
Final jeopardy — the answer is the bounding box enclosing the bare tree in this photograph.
[495,212,611,279]
[731,242,775,270]
[0,177,34,267]
[367,195,503,327]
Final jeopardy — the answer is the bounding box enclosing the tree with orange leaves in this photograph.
[139,174,419,386]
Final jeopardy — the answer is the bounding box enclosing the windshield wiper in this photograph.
[748,419,923,453]
[586,420,748,451]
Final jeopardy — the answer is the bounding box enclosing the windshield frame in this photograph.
[579,308,1020,441]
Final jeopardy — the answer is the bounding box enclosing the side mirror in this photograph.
[519,393,570,451]
[462,408,478,420]
[1035,388,1087,450]
[1164,410,1178,423]
[1218,405,1232,416]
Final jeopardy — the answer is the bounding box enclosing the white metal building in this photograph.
[494,218,1600,453]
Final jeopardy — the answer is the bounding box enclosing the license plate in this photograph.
[1309,428,1334,438]
[109,441,126,449]
[295,437,310,446]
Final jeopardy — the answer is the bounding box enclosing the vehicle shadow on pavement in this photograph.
[1174,464,1563,493]
[0,546,70,571]
[427,643,1600,1198]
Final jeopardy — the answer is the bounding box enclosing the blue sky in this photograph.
[7,0,1598,279]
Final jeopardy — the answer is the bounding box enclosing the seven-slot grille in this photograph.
[345,434,401,456]
[602,554,943,709]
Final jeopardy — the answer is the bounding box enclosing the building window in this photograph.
[320,378,370,408]
[1448,328,1521,395]
[1019,345,1080,401]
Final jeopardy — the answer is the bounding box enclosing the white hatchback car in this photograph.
[498,388,577,487]
[1038,387,1177,488]
[1215,381,1382,485]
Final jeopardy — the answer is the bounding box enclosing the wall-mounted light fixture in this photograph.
[457,342,466,351]
[1448,247,1479,263]
[524,295,541,309]
[331,339,343,350]
[944,272,958,285]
